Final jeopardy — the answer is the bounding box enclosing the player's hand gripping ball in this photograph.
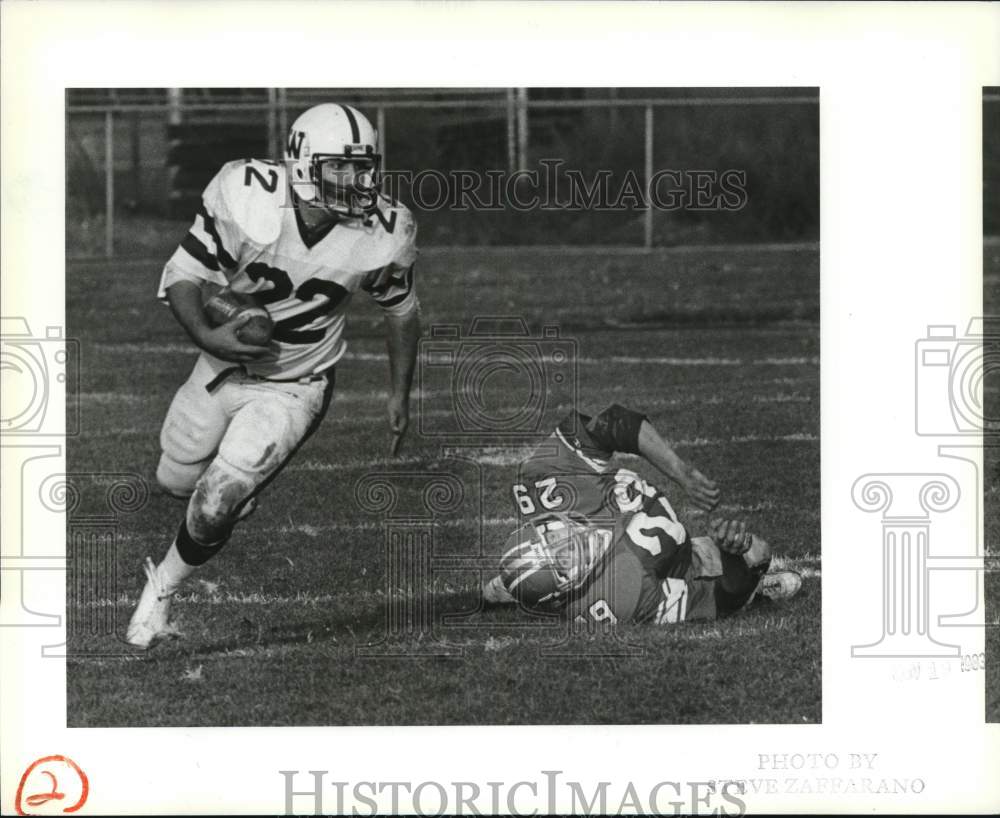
[709,517,753,556]
[204,287,274,345]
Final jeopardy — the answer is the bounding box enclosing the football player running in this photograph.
[483,404,802,625]
[127,103,420,648]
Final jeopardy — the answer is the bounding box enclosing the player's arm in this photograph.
[158,163,275,363]
[164,280,276,363]
[383,295,421,451]
[586,404,720,511]
[363,207,421,453]
[637,420,719,511]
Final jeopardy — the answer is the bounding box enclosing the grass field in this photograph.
[66,244,820,726]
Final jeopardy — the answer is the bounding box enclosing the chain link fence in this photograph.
[66,88,820,258]
[987,89,1000,237]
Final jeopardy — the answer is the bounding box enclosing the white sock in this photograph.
[157,541,196,594]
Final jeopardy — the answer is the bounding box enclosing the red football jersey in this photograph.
[511,412,629,523]
[565,490,718,626]
[509,412,710,624]
[510,411,685,529]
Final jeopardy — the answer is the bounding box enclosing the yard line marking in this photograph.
[94,342,195,354]
[754,357,819,365]
[288,454,429,470]
[461,448,533,466]
[77,428,150,437]
[609,356,740,365]
[78,427,819,447]
[752,393,812,403]
[67,241,820,268]
[114,516,819,546]
[73,384,814,409]
[81,556,820,608]
[86,579,822,610]
[606,355,818,366]
[761,377,818,386]
[657,615,808,643]
[77,392,146,404]
[366,391,811,409]
[115,516,523,542]
[294,433,821,465]
[423,353,817,367]
[92,343,819,369]
[622,432,818,448]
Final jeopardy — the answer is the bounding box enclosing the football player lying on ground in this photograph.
[482,404,801,624]
[126,103,421,648]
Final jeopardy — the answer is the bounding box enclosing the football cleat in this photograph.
[482,575,516,605]
[759,570,803,602]
[125,557,181,649]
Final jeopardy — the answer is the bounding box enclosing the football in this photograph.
[204,287,274,345]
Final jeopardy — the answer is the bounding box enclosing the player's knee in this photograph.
[160,382,228,466]
[186,463,254,544]
[218,401,291,476]
[156,453,208,498]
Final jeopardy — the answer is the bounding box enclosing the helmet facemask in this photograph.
[500,517,613,607]
[537,520,612,596]
[312,151,381,219]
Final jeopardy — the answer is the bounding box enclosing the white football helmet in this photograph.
[499,515,613,608]
[284,103,380,218]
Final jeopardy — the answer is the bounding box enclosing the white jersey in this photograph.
[158,158,418,380]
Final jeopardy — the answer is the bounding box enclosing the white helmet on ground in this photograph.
[284,103,380,217]
[499,515,613,608]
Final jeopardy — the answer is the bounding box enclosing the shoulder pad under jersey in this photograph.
[212,159,285,246]
[359,196,418,270]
